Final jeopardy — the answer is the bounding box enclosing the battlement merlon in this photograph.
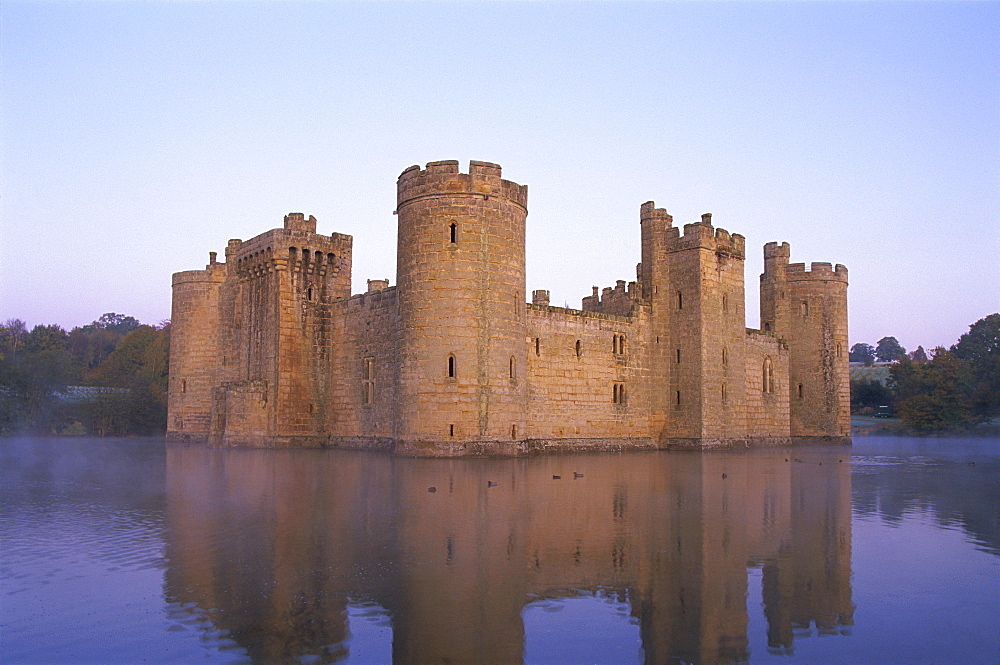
[224,218,353,262]
[172,266,227,286]
[663,212,745,258]
[639,201,674,227]
[786,262,849,283]
[284,212,317,234]
[395,160,529,211]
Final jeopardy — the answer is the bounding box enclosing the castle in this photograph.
[167,160,850,454]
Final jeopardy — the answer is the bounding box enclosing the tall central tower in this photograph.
[395,160,529,452]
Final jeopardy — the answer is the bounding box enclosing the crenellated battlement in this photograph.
[284,212,317,234]
[396,160,528,211]
[663,213,745,258]
[763,241,791,260]
[785,262,849,283]
[639,201,673,227]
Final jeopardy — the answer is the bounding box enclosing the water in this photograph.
[1,436,998,664]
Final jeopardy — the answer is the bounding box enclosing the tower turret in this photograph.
[761,245,849,439]
[395,160,529,451]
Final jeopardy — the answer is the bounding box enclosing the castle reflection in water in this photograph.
[164,447,853,664]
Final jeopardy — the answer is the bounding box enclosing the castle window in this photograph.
[837,343,843,358]
[797,383,804,400]
[449,223,457,244]
[511,424,518,439]
[800,301,809,317]
[676,390,682,406]
[677,291,683,310]
[307,287,313,301]
[449,424,455,437]
[763,357,774,394]
[509,356,516,380]
[613,383,626,404]
[575,340,582,358]
[448,355,456,378]
[764,322,771,332]
[676,349,681,364]
[363,357,375,405]
[722,347,728,365]
[535,338,540,356]
[722,294,728,313]
[722,383,727,402]
[612,334,625,355]
[181,379,186,393]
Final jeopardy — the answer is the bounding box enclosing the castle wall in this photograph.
[167,159,849,454]
[524,305,646,442]
[327,287,401,446]
[743,331,791,440]
[206,216,353,447]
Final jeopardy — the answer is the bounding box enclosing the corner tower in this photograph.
[395,160,529,452]
[761,244,849,440]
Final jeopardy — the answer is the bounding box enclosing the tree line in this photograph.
[850,314,1000,433]
[0,313,169,436]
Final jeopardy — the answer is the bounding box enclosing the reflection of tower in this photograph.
[762,450,854,651]
[162,447,854,664]
[395,161,529,450]
[163,448,395,663]
[760,243,850,438]
[631,454,751,665]
[386,459,527,664]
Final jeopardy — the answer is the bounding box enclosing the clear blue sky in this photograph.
[2,1,997,353]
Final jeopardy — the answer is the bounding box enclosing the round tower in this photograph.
[395,160,529,452]
[166,257,227,442]
[783,262,850,439]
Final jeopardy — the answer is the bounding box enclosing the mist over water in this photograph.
[2,436,998,664]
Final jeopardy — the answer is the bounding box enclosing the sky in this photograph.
[1,1,997,353]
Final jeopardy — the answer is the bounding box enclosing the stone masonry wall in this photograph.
[328,286,400,445]
[743,330,791,439]
[525,305,644,440]
[167,160,849,453]
[167,262,226,442]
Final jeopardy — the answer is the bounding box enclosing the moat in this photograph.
[2,436,998,664]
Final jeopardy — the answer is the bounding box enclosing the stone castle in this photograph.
[167,160,850,454]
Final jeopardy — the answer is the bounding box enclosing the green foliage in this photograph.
[908,346,928,363]
[851,379,893,411]
[849,343,875,365]
[876,336,907,363]
[0,315,170,436]
[0,325,77,433]
[950,313,1000,422]
[891,350,979,432]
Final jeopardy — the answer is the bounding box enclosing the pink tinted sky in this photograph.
[1,2,997,352]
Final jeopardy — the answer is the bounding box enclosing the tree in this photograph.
[849,343,876,365]
[908,346,928,363]
[851,378,893,412]
[0,330,75,434]
[0,319,28,362]
[950,313,1000,422]
[876,336,907,363]
[890,350,977,432]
